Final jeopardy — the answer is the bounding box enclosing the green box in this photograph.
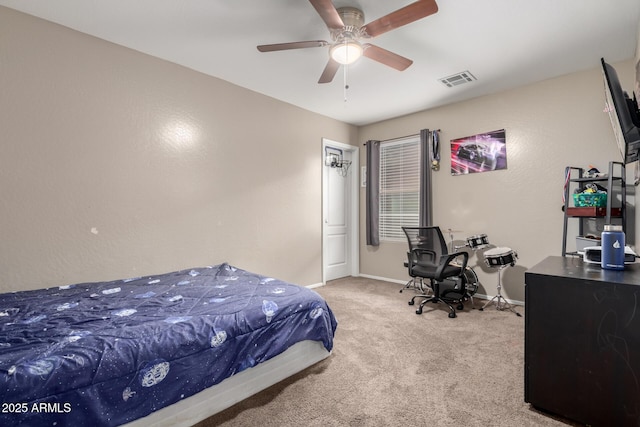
[573,192,607,207]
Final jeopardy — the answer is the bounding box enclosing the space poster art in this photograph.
[450,129,507,176]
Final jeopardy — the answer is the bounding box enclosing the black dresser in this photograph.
[525,256,640,426]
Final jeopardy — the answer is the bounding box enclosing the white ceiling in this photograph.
[1,0,639,126]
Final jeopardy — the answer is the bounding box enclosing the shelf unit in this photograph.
[561,161,626,256]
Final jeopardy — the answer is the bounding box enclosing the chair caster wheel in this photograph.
[416,308,423,315]
[408,300,415,306]
[457,304,464,310]
[448,312,456,318]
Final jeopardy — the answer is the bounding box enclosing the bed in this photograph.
[0,263,337,426]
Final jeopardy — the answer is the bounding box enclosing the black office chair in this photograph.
[402,226,470,318]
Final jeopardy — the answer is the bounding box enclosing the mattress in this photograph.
[0,263,337,426]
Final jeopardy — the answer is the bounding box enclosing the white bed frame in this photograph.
[124,340,330,427]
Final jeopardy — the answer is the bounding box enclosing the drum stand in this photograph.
[400,261,432,295]
[400,276,431,294]
[479,265,521,316]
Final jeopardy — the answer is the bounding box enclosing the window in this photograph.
[379,136,420,241]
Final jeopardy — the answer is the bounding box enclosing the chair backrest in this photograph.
[402,226,448,267]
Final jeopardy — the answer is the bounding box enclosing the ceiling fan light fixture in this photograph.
[330,40,363,65]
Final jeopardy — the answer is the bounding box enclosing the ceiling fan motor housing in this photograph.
[332,7,366,40]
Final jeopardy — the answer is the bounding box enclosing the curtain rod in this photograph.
[363,129,441,145]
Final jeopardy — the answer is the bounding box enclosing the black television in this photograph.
[601,57,640,164]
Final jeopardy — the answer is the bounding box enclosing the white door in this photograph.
[322,139,359,282]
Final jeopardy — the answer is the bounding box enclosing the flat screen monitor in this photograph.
[601,58,640,164]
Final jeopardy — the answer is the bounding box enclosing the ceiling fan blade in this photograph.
[362,0,438,38]
[362,44,413,71]
[257,40,329,52]
[309,0,344,30]
[318,58,340,84]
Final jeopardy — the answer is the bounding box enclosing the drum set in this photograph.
[445,232,489,303]
[448,229,520,316]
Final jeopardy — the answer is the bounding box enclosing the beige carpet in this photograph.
[195,276,575,427]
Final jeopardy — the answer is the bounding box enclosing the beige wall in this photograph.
[358,59,638,302]
[1,6,638,302]
[0,7,357,292]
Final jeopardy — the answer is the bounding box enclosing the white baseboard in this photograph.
[307,282,325,289]
[358,273,408,285]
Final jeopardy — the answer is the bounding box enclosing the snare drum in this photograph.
[466,234,489,249]
[484,247,518,267]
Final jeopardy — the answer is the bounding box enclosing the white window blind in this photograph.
[379,136,420,241]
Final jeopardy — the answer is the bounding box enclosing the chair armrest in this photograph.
[434,251,469,280]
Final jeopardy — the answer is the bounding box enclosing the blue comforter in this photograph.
[0,263,337,426]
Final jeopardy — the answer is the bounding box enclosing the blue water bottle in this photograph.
[601,224,625,270]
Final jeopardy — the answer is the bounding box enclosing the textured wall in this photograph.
[358,60,638,302]
[1,5,637,300]
[0,7,357,291]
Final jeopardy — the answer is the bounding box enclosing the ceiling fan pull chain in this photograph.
[343,60,349,102]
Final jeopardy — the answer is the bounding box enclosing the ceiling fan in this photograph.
[257,0,439,84]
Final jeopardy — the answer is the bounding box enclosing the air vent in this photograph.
[439,71,476,88]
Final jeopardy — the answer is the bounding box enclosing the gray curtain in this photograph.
[365,140,380,246]
[419,129,433,227]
